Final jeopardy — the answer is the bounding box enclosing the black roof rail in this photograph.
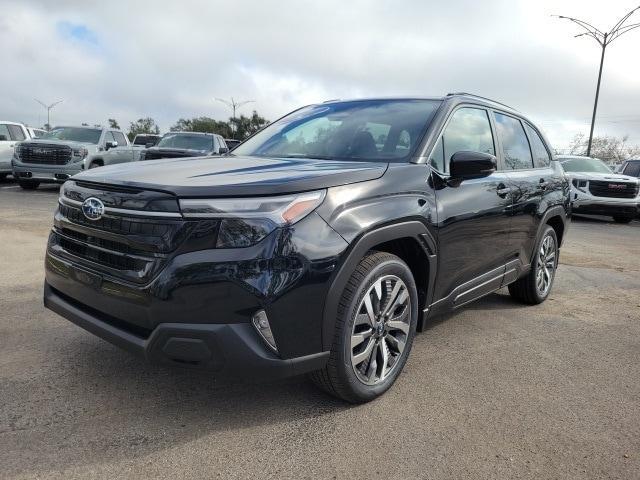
[446,92,518,111]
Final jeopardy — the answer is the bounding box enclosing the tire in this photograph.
[310,251,418,403]
[508,225,558,305]
[18,180,40,190]
[612,216,633,224]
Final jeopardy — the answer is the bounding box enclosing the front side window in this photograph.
[524,124,551,168]
[41,127,102,144]
[429,107,495,172]
[232,99,442,162]
[8,125,26,141]
[494,113,533,170]
[112,131,127,146]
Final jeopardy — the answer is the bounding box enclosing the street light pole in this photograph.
[554,6,640,157]
[34,99,64,131]
[214,97,255,139]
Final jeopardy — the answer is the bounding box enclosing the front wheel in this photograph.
[508,225,558,304]
[612,216,633,224]
[310,251,418,403]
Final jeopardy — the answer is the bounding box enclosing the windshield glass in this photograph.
[41,127,102,144]
[157,134,213,150]
[232,99,442,162]
[560,157,612,173]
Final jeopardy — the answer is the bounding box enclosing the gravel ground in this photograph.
[1,180,639,480]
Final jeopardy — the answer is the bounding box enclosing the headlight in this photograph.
[180,190,326,248]
[571,178,588,192]
[72,147,88,161]
[14,144,22,159]
[139,151,146,160]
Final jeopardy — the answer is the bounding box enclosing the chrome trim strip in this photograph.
[58,198,183,218]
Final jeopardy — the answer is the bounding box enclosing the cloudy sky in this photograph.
[2,0,639,151]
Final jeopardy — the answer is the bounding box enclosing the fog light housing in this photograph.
[252,310,278,353]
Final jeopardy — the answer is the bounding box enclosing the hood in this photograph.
[566,171,638,183]
[20,138,98,149]
[73,155,388,197]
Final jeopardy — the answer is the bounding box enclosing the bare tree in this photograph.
[568,133,640,162]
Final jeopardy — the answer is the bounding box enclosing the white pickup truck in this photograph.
[0,121,33,181]
[11,125,142,190]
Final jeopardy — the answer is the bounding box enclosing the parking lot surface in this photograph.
[1,181,639,480]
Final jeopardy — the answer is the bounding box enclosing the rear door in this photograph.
[493,112,554,273]
[430,106,513,307]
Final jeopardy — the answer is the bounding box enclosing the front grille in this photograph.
[60,228,135,255]
[589,180,639,199]
[19,143,73,165]
[54,233,145,272]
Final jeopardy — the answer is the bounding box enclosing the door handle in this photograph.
[496,183,511,198]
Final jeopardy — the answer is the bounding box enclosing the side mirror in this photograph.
[105,141,118,150]
[218,147,229,154]
[449,151,497,179]
[145,142,155,148]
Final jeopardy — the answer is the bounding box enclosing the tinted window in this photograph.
[8,125,26,141]
[494,113,533,170]
[133,135,158,146]
[524,124,551,168]
[0,124,11,141]
[623,161,640,177]
[41,127,102,144]
[232,99,442,162]
[112,131,127,146]
[430,107,494,172]
[560,157,611,173]
[157,134,214,151]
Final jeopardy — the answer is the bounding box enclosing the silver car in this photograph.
[558,155,639,223]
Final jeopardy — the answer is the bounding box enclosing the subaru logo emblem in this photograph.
[82,197,105,221]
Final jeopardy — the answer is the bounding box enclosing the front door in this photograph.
[429,106,513,307]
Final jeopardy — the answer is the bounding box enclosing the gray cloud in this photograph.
[2,0,639,150]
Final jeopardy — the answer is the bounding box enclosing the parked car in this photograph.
[139,132,228,160]
[44,94,570,403]
[12,125,141,189]
[0,121,30,180]
[26,127,47,139]
[224,138,241,151]
[132,134,161,147]
[619,159,640,179]
[558,155,639,223]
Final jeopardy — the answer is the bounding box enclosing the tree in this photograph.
[170,117,233,138]
[108,118,120,129]
[229,110,269,140]
[569,133,640,163]
[127,117,160,142]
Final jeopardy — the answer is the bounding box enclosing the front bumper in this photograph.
[12,160,84,183]
[44,282,328,379]
[571,189,639,217]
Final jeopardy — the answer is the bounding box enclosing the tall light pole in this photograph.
[34,99,64,131]
[215,97,254,138]
[554,6,640,157]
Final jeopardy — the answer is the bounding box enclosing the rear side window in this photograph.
[8,125,26,141]
[430,107,495,172]
[494,113,533,170]
[0,124,10,141]
[112,131,127,146]
[524,124,551,168]
[623,161,640,177]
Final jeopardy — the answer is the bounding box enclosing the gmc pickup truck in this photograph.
[12,125,141,190]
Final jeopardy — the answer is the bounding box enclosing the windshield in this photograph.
[41,127,102,144]
[560,157,612,173]
[232,99,442,162]
[157,134,213,150]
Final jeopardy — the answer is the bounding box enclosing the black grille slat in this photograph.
[588,180,638,199]
[20,144,73,165]
[54,233,146,272]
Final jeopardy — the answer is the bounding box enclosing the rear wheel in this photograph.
[18,180,40,190]
[508,225,558,305]
[612,216,633,224]
[310,251,418,403]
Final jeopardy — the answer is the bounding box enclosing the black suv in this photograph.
[44,94,570,403]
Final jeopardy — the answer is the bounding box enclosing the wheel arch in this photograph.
[530,206,567,264]
[321,221,437,350]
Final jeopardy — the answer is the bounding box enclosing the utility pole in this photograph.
[34,99,64,131]
[215,97,255,138]
[554,6,640,157]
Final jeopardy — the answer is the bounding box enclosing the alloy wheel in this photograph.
[350,275,411,386]
[536,234,556,296]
